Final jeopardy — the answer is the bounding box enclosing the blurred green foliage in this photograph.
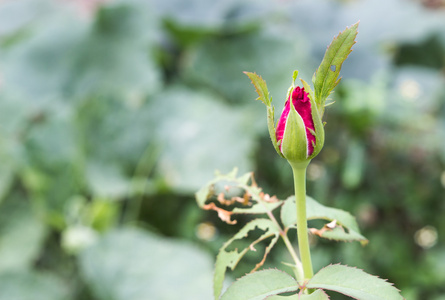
[0,0,444,299]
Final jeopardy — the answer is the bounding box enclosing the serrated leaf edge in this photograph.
[307,264,404,300]
[222,268,301,300]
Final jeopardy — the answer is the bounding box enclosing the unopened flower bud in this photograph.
[276,86,324,165]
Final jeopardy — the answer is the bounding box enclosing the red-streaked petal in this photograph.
[275,94,291,151]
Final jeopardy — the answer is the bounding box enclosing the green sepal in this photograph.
[307,92,325,160]
[286,70,299,99]
[280,99,308,163]
[267,105,284,158]
[244,71,284,158]
[292,70,299,87]
[300,78,315,105]
[314,22,359,117]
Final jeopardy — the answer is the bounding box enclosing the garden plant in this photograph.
[197,22,405,300]
[1,1,444,299]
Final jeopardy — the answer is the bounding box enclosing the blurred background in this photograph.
[0,0,444,299]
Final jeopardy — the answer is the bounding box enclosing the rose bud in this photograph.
[275,86,324,166]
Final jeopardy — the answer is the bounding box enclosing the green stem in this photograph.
[291,162,314,281]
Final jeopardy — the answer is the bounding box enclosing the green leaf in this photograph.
[281,196,367,244]
[220,269,299,300]
[196,169,283,224]
[86,162,131,199]
[150,87,257,192]
[0,137,15,204]
[307,264,404,300]
[0,271,69,300]
[315,226,366,243]
[0,196,46,271]
[314,22,359,116]
[79,228,213,300]
[232,201,283,215]
[183,30,312,105]
[72,0,161,98]
[267,289,330,299]
[214,219,281,299]
[341,139,365,189]
[195,168,246,208]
